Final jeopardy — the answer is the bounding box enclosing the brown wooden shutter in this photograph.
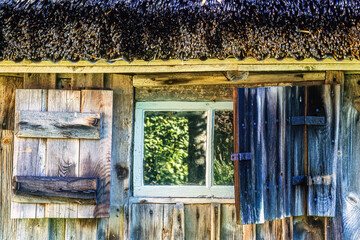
[233,85,340,224]
[11,89,113,218]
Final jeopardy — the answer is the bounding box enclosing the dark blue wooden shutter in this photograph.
[233,85,340,225]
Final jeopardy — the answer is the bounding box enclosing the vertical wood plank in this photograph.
[105,74,133,239]
[220,204,243,240]
[16,219,49,240]
[307,85,340,216]
[263,87,285,221]
[293,216,325,240]
[0,76,23,130]
[78,90,113,218]
[341,74,360,240]
[65,219,98,240]
[45,90,81,218]
[211,204,221,240]
[171,203,185,240]
[72,74,104,90]
[233,88,241,224]
[284,86,306,217]
[12,89,47,218]
[130,204,164,240]
[48,219,65,240]
[0,130,17,240]
[24,73,56,89]
[184,204,211,240]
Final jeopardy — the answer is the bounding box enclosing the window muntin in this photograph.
[134,102,234,198]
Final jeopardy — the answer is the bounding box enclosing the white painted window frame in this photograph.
[133,101,234,198]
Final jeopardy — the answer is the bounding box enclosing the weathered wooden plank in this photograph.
[48,219,65,240]
[184,204,211,239]
[12,176,97,204]
[78,90,113,218]
[130,204,165,240]
[211,204,221,240]
[293,216,325,240]
[15,110,101,139]
[24,73,56,89]
[133,72,325,87]
[237,88,257,224]
[219,204,243,240]
[0,76,23,130]
[284,86,306,217]
[12,89,47,218]
[105,74,133,239]
[170,203,185,240]
[45,89,81,218]
[65,219,98,240]
[325,71,344,84]
[0,130,17,240]
[307,84,340,216]
[72,73,104,89]
[16,219,49,240]
[341,74,360,240]
[263,87,286,221]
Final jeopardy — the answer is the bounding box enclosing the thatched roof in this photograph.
[1,0,360,62]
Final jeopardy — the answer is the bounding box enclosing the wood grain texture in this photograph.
[133,72,325,87]
[307,84,340,217]
[78,90,113,218]
[130,204,164,240]
[24,73,56,89]
[220,204,243,240]
[12,89,47,218]
[184,204,212,240]
[12,176,97,204]
[105,74,133,239]
[0,130,17,240]
[211,204,221,240]
[237,87,287,224]
[0,76,23,130]
[341,74,360,240]
[293,216,325,240]
[45,89,81,218]
[65,219,98,240]
[284,86,306,217]
[15,110,101,139]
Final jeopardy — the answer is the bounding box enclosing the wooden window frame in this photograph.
[133,101,234,198]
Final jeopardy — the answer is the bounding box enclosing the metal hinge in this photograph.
[292,174,333,186]
[291,116,326,126]
[231,153,252,161]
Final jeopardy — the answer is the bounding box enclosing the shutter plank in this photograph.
[263,87,286,221]
[238,88,257,224]
[45,90,81,218]
[78,90,113,218]
[15,111,101,139]
[12,89,47,218]
[307,85,340,216]
[284,86,306,217]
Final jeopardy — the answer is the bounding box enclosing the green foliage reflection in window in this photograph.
[143,111,207,185]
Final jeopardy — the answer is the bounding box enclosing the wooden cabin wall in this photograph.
[0,71,357,240]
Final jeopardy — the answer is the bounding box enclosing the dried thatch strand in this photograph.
[0,0,360,62]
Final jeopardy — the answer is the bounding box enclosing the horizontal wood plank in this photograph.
[15,111,101,139]
[12,176,97,204]
[133,72,325,87]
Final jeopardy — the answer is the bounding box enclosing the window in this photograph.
[134,102,234,198]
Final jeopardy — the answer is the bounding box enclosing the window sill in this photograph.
[129,197,235,204]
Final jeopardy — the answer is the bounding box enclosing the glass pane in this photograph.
[143,111,207,185]
[213,110,234,185]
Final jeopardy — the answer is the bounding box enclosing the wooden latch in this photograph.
[231,153,252,161]
[292,175,333,186]
[291,116,326,126]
